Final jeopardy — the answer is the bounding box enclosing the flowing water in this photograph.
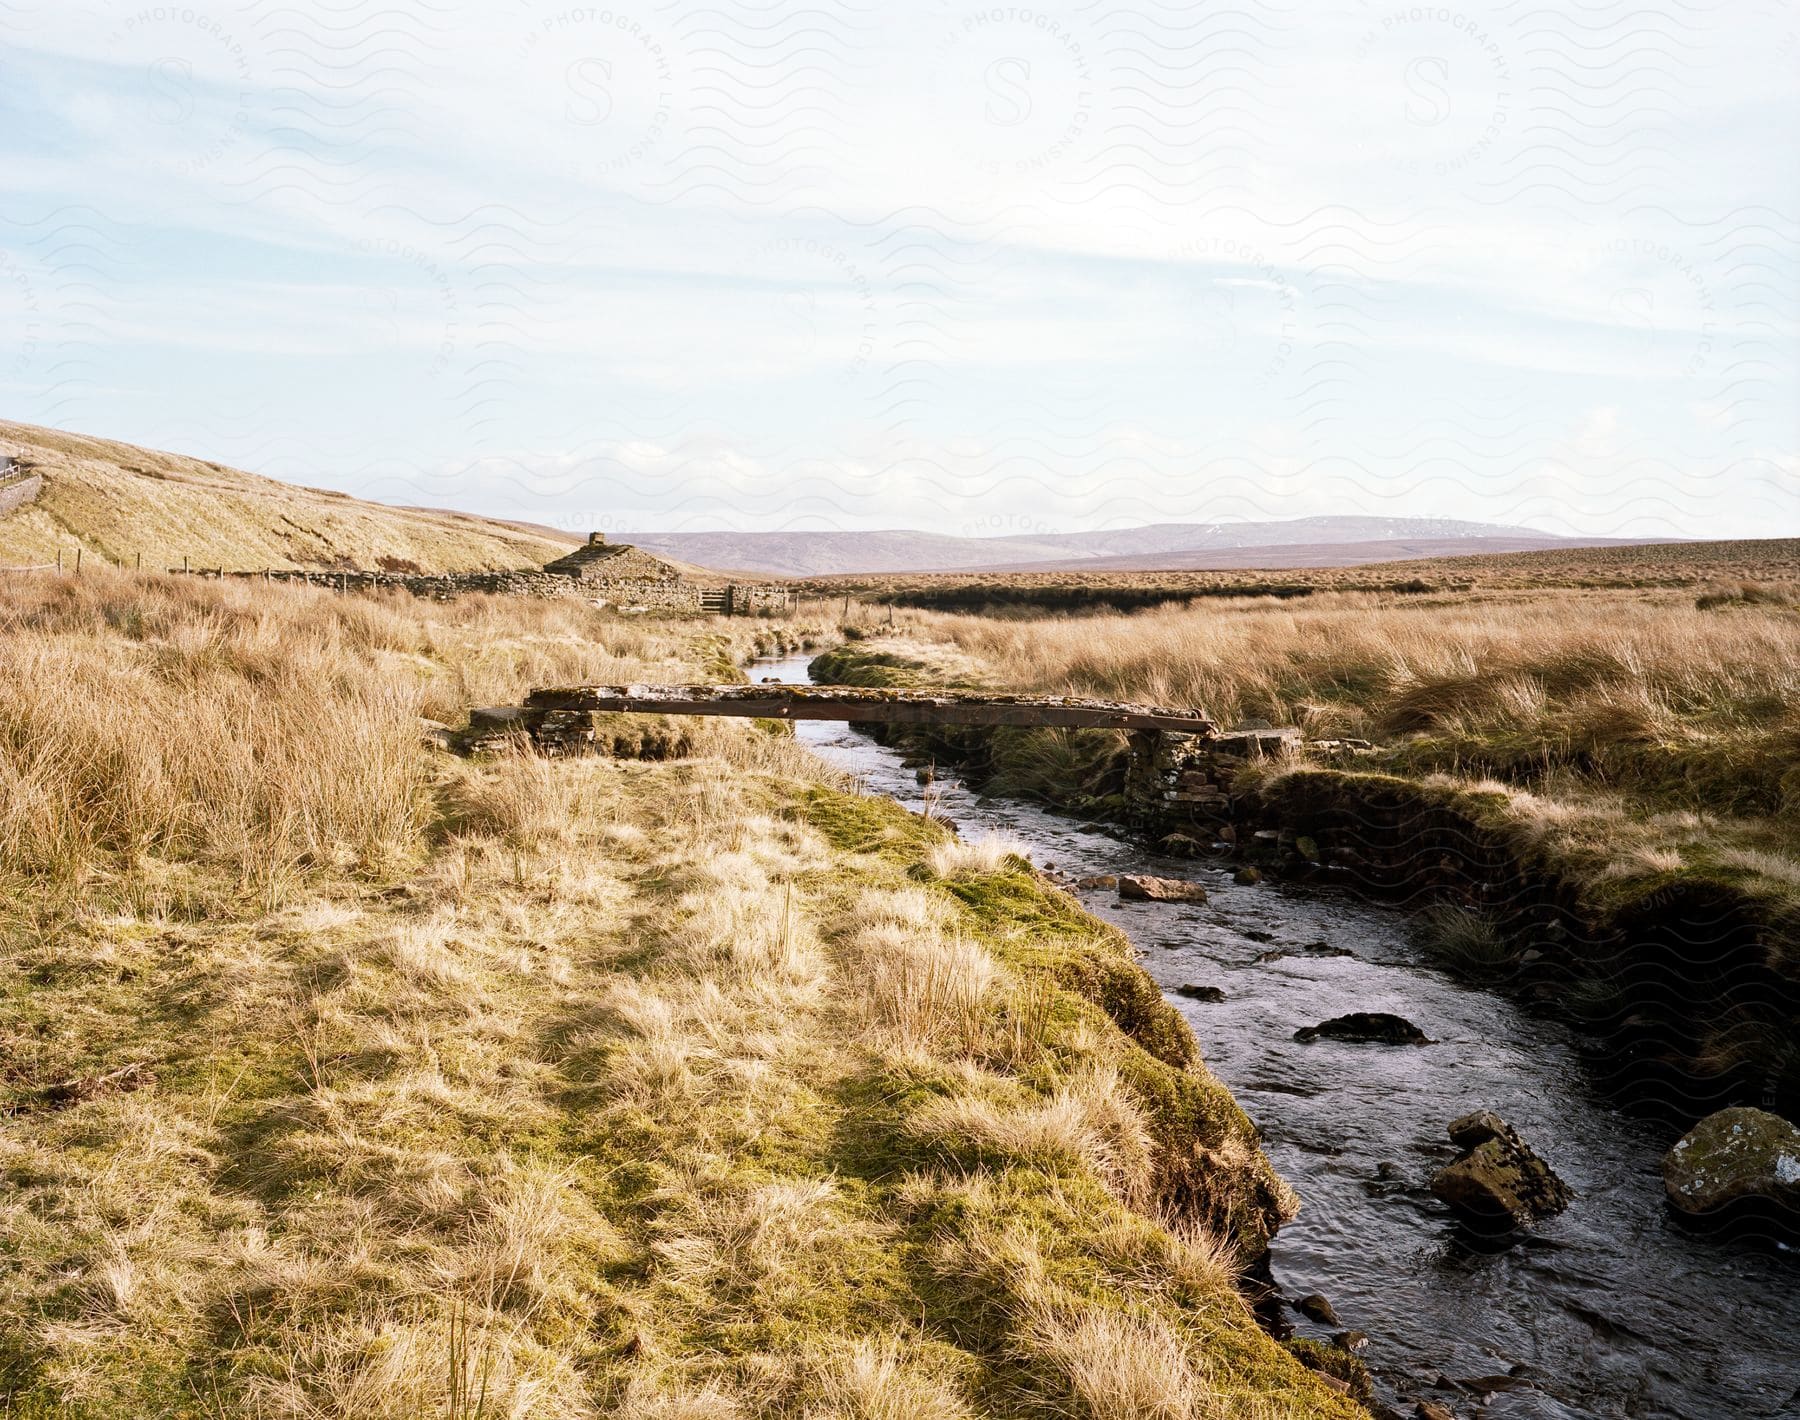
[754,653,1800,1420]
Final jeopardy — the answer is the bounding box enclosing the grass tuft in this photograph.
[1412,903,1515,971]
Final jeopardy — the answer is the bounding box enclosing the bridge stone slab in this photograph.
[522,683,1216,735]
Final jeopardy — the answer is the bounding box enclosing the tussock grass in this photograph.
[803,1336,975,1420]
[1028,1307,1210,1420]
[906,1067,1157,1210]
[1412,904,1515,972]
[921,589,1798,815]
[852,924,997,1057]
[925,833,1032,879]
[0,570,790,886]
[846,588,1800,927]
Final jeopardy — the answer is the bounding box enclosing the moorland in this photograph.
[3,421,1795,1418]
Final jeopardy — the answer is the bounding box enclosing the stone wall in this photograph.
[1122,727,1378,845]
[192,566,789,612]
[0,471,43,518]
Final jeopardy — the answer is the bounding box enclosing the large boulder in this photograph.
[1294,1012,1431,1045]
[1662,1107,1800,1218]
[1118,874,1208,903]
[1429,1111,1571,1228]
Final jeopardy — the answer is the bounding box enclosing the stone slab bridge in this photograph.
[468,685,1316,833]
[513,683,1219,736]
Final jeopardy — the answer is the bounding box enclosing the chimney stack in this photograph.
[588,531,606,546]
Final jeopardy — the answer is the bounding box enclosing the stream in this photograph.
[754,653,1800,1420]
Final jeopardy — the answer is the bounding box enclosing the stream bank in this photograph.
[759,651,1800,1420]
[805,645,1800,1126]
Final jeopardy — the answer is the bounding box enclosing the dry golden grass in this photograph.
[1028,1308,1209,1420]
[906,1068,1158,1211]
[893,587,1799,827]
[921,590,1794,755]
[924,833,1032,880]
[0,570,1357,1419]
[0,569,797,889]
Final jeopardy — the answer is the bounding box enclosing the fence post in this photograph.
[57,548,63,574]
[75,548,82,574]
[136,550,142,571]
[183,555,189,572]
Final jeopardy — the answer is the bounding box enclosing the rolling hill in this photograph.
[625,518,1666,577]
[977,533,1674,573]
[0,421,579,574]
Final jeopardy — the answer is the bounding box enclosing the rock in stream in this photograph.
[1663,1106,1800,1220]
[1118,873,1208,903]
[1294,1012,1432,1046]
[1429,1110,1571,1229]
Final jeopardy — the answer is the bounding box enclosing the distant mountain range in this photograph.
[623,518,1669,578]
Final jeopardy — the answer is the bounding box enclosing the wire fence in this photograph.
[0,549,148,575]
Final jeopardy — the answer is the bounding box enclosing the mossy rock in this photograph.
[1285,1337,1375,1405]
[1664,1107,1800,1218]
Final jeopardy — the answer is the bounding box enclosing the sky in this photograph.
[1,0,1797,539]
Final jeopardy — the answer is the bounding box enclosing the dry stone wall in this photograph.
[0,470,43,518]
[197,566,789,612]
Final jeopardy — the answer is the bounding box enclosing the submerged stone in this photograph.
[1663,1107,1800,1219]
[1175,983,1226,1003]
[1293,1012,1432,1046]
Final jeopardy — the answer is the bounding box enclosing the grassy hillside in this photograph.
[0,572,1357,1419]
[0,421,575,574]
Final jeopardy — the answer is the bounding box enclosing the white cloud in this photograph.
[0,0,1794,539]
